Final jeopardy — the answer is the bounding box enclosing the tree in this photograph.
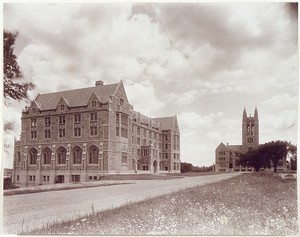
[180,162,193,173]
[240,148,270,172]
[240,140,294,173]
[3,30,34,101]
[261,141,288,173]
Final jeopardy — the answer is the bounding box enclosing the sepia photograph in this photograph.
[2,2,298,235]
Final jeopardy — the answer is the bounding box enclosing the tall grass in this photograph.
[26,172,298,236]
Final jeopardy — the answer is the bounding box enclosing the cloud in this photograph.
[165,90,203,105]
[124,80,165,116]
[262,93,298,112]
[3,3,298,168]
[207,131,222,141]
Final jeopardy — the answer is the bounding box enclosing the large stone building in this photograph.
[13,80,181,186]
[215,107,259,172]
[215,107,287,172]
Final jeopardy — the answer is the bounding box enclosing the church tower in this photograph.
[242,107,259,152]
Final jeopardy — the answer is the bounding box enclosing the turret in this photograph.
[254,106,258,121]
[243,107,247,121]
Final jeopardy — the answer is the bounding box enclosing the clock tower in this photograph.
[242,107,259,152]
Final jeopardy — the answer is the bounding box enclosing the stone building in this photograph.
[215,107,258,172]
[215,107,287,172]
[13,80,181,186]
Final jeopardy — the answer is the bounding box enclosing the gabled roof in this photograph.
[153,116,175,130]
[34,82,119,111]
[216,142,227,151]
[228,145,242,152]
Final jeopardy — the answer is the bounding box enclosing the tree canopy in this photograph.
[240,141,296,172]
[3,30,34,101]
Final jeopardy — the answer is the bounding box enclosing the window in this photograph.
[165,166,168,171]
[137,127,140,135]
[71,175,80,182]
[90,126,98,136]
[60,105,65,110]
[218,152,225,155]
[74,127,81,137]
[121,114,128,138]
[89,145,99,164]
[90,112,97,121]
[44,129,51,139]
[45,117,51,126]
[143,129,146,137]
[92,101,97,107]
[59,128,66,138]
[121,128,128,138]
[120,98,124,106]
[142,165,149,171]
[73,146,82,164]
[31,118,37,127]
[116,113,120,136]
[31,131,37,140]
[17,151,21,162]
[43,176,50,182]
[122,152,127,164]
[165,144,168,150]
[137,137,140,145]
[174,162,176,170]
[29,149,38,164]
[74,114,81,123]
[57,147,67,164]
[59,116,65,124]
[17,175,19,181]
[43,148,52,165]
[219,157,226,161]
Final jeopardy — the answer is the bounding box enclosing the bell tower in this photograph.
[242,107,259,152]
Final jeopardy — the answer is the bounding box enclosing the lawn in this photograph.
[26,172,298,236]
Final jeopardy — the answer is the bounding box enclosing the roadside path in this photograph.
[2,173,241,234]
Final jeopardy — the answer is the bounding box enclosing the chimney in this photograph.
[95,80,104,86]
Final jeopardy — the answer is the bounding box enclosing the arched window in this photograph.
[43,147,52,165]
[89,145,99,164]
[29,148,38,165]
[57,146,67,164]
[73,146,82,164]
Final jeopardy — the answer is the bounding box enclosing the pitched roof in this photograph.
[216,142,227,151]
[34,83,119,110]
[228,145,242,151]
[153,116,175,130]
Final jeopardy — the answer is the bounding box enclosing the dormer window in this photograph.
[60,105,65,110]
[92,101,97,107]
[120,99,124,106]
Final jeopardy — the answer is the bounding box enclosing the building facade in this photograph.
[215,107,287,172]
[13,81,181,186]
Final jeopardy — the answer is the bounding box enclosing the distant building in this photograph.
[215,107,287,172]
[13,80,181,187]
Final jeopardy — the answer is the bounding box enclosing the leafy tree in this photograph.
[240,148,270,172]
[240,141,294,172]
[3,30,34,101]
[261,141,288,173]
[180,162,193,173]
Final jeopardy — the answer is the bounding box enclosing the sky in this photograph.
[3,2,299,168]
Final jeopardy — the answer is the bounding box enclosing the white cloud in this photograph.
[124,80,165,116]
[206,131,222,141]
[3,3,298,167]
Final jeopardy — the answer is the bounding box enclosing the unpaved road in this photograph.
[2,173,240,234]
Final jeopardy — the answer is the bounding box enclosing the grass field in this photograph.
[26,172,298,236]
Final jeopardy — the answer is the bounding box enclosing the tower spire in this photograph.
[254,106,258,121]
[243,107,247,121]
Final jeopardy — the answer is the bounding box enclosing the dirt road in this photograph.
[2,173,240,234]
